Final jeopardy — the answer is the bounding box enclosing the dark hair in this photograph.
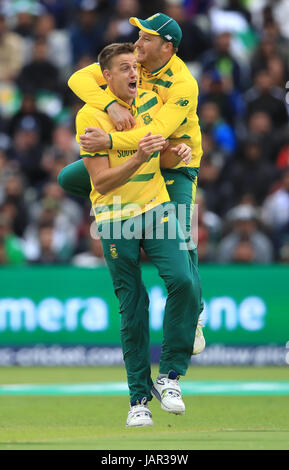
[98,43,136,72]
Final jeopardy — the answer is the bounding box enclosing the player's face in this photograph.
[135,31,167,69]
[106,53,138,104]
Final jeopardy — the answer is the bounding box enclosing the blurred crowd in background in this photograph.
[0,0,289,267]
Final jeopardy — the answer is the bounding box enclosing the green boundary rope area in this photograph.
[1,381,289,396]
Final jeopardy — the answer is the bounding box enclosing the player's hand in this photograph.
[135,132,166,164]
[79,127,110,152]
[170,143,192,165]
[160,139,170,153]
[107,101,136,131]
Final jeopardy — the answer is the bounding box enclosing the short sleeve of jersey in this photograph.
[75,108,109,158]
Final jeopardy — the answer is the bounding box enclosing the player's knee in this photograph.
[171,271,193,293]
[57,167,69,191]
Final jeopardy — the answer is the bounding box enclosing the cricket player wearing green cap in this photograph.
[58,12,205,414]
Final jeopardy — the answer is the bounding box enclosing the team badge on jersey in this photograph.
[141,113,153,125]
[109,244,118,259]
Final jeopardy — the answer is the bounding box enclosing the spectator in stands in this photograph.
[199,70,245,126]
[23,196,76,264]
[217,204,274,264]
[34,13,72,79]
[50,124,79,163]
[163,0,211,63]
[244,68,288,131]
[0,213,25,265]
[225,135,278,206]
[40,151,70,187]
[1,173,29,237]
[103,0,140,46]
[0,150,17,204]
[11,2,39,40]
[276,136,289,170]
[0,12,26,81]
[279,233,289,263]
[222,0,252,25]
[262,20,289,66]
[72,234,105,268]
[39,0,77,29]
[267,0,289,41]
[17,36,61,94]
[28,181,83,234]
[201,130,228,171]
[29,220,65,264]
[8,115,47,188]
[199,100,236,155]
[69,1,107,65]
[267,55,289,89]
[244,110,279,162]
[201,31,245,91]
[194,189,222,263]
[262,167,289,233]
[198,140,234,217]
[231,238,257,263]
[40,124,81,187]
[250,34,284,77]
[7,92,54,146]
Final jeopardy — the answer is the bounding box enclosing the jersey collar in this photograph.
[140,54,176,78]
[106,87,140,117]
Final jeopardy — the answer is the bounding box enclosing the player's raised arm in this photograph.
[109,76,199,150]
[68,62,136,130]
[78,75,199,153]
[68,62,110,108]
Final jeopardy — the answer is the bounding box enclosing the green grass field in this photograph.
[0,366,289,450]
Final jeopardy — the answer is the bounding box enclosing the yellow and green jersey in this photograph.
[68,54,203,168]
[76,87,169,223]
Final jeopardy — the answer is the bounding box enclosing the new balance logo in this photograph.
[175,98,189,107]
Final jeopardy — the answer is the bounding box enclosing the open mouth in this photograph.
[128,81,137,90]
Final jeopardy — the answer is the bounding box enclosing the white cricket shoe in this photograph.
[192,319,206,355]
[151,375,185,415]
[126,398,153,427]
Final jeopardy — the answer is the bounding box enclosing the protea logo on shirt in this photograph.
[109,244,118,259]
[175,98,189,106]
[141,113,153,125]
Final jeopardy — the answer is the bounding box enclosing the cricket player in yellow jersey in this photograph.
[59,12,206,353]
[68,42,202,427]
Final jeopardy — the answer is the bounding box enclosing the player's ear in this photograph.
[162,41,174,55]
[103,69,111,82]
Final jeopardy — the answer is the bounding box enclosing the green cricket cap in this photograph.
[129,13,182,48]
